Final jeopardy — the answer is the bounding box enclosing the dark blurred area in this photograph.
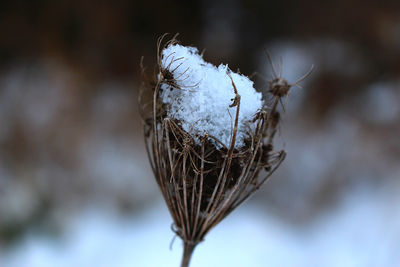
[1,0,399,266]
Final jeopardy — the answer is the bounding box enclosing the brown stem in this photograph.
[180,242,196,267]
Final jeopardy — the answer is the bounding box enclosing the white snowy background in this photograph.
[2,184,400,267]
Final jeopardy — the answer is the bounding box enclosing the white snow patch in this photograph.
[160,44,263,148]
[3,185,400,267]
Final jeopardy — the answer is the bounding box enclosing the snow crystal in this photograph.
[160,44,263,148]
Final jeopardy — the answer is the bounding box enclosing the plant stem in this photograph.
[180,242,196,267]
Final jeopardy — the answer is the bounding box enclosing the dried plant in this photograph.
[140,34,311,267]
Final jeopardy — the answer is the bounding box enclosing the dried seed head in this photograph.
[269,77,291,97]
[161,69,179,90]
[140,35,310,264]
[265,50,314,101]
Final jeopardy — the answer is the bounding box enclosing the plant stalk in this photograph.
[180,242,196,267]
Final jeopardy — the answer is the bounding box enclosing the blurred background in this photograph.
[0,0,399,266]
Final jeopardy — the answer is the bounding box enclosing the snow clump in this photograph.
[160,44,263,148]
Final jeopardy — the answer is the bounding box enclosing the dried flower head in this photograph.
[140,34,309,267]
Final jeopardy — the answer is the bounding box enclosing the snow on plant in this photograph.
[140,34,312,267]
[159,44,263,148]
